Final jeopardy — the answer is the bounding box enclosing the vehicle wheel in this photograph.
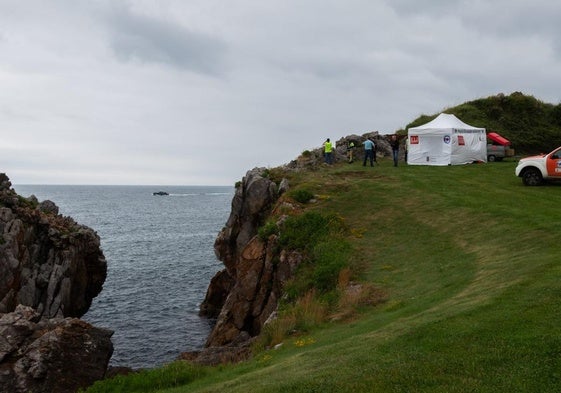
[522,167,543,186]
[488,155,496,162]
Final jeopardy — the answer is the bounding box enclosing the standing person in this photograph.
[323,138,333,164]
[389,134,400,167]
[347,140,355,163]
[404,136,409,164]
[362,138,375,167]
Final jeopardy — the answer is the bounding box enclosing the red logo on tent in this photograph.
[410,135,419,144]
[458,135,465,146]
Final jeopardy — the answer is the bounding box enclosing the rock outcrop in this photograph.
[0,173,107,318]
[0,305,113,393]
[189,168,303,365]
[0,173,111,392]
[284,131,396,170]
[186,133,399,366]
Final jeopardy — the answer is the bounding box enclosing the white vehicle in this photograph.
[515,146,561,186]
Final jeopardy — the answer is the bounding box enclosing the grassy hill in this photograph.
[85,157,561,393]
[400,92,561,154]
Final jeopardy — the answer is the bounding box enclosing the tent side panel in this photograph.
[450,130,487,164]
[407,134,451,166]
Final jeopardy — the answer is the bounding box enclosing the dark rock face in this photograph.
[192,168,303,365]
[0,305,113,393]
[0,174,111,392]
[0,174,107,318]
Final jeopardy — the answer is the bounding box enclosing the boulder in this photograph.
[0,305,113,393]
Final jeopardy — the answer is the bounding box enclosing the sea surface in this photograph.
[13,184,234,369]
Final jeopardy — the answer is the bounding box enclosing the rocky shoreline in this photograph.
[0,173,112,393]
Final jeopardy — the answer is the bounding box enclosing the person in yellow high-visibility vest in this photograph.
[323,138,333,164]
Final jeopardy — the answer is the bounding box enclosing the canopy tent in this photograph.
[407,113,487,165]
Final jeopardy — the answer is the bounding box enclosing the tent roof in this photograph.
[409,113,484,131]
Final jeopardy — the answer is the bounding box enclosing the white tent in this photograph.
[407,113,487,165]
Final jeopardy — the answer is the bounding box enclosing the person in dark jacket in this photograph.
[388,134,401,167]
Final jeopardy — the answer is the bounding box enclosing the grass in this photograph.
[85,158,561,392]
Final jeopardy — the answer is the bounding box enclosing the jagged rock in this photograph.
[213,167,278,276]
[0,174,110,390]
[200,169,303,351]
[0,305,113,393]
[38,199,59,215]
[198,269,234,318]
[0,174,107,318]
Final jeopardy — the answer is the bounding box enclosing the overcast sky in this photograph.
[2,1,561,185]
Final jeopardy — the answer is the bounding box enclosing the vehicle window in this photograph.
[551,149,561,159]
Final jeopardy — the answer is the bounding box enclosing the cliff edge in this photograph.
[184,133,389,365]
[0,173,113,393]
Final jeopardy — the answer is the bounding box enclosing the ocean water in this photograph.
[13,184,234,369]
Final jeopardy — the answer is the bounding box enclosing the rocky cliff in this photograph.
[183,132,393,365]
[0,174,107,318]
[0,173,112,392]
[181,168,302,365]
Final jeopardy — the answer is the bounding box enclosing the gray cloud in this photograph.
[105,5,228,75]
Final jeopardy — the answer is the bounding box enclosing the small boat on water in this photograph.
[153,191,169,196]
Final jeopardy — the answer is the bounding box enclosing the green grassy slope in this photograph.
[402,92,561,154]
[87,158,561,393]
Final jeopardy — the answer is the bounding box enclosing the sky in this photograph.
[2,0,561,186]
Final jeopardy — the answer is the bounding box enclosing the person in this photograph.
[347,141,355,163]
[404,136,409,164]
[389,134,400,167]
[323,138,333,164]
[362,138,375,167]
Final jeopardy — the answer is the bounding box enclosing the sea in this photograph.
[13,184,234,369]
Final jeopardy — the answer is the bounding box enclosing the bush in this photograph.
[254,290,327,350]
[312,239,351,292]
[278,211,336,252]
[288,189,315,204]
[258,220,279,241]
[279,211,351,300]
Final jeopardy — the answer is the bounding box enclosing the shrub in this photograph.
[279,211,352,300]
[311,239,351,292]
[255,313,297,350]
[278,211,338,252]
[288,189,315,204]
[258,220,279,241]
[254,290,327,350]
